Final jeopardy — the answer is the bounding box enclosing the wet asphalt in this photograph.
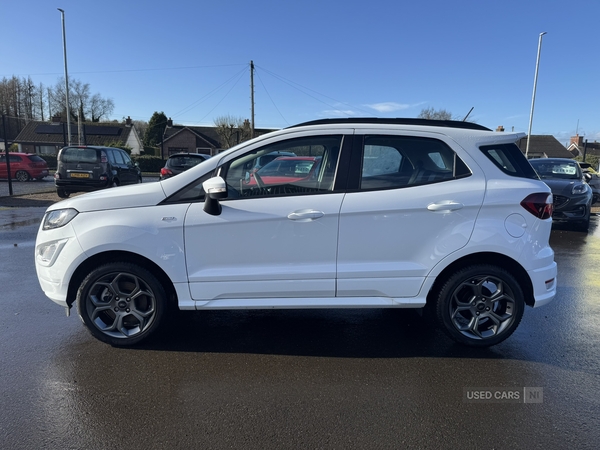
[0,193,599,449]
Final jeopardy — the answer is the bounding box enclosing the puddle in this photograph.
[0,217,41,230]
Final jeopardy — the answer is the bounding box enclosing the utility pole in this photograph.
[58,8,72,146]
[2,114,13,196]
[250,60,255,139]
[525,31,547,158]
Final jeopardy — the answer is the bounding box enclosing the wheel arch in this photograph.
[427,252,535,308]
[66,250,177,309]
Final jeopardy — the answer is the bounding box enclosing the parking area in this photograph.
[0,205,599,448]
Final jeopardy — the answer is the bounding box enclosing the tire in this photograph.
[76,262,166,346]
[57,188,70,198]
[15,170,30,182]
[434,265,524,347]
[574,212,590,232]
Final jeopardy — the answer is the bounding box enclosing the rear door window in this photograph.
[359,136,470,190]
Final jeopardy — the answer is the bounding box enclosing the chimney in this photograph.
[496,126,505,132]
[125,116,132,126]
[52,114,62,123]
[167,118,173,127]
[570,134,584,146]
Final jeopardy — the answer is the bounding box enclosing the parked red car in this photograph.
[0,152,49,181]
[246,156,322,186]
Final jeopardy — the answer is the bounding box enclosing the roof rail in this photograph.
[288,118,491,131]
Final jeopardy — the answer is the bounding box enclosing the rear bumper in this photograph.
[528,260,557,307]
[55,179,109,192]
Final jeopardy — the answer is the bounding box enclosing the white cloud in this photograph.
[365,102,411,113]
[320,109,358,117]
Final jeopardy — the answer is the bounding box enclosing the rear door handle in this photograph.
[287,209,325,221]
[427,201,464,212]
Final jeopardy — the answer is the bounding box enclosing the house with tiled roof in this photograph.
[567,134,600,158]
[160,118,277,159]
[13,115,143,155]
[516,135,573,159]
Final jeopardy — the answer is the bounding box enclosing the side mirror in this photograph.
[202,176,227,215]
[584,173,592,182]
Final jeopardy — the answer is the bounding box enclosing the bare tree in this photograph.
[49,78,114,122]
[214,115,252,149]
[418,107,457,121]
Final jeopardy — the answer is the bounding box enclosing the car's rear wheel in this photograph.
[15,170,30,182]
[56,188,70,198]
[76,262,166,347]
[434,265,524,347]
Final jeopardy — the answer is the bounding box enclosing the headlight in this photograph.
[572,183,589,195]
[42,208,79,230]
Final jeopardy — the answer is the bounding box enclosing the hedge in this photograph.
[132,155,165,172]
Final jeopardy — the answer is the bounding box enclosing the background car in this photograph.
[54,146,142,198]
[530,158,593,230]
[0,152,49,181]
[247,156,321,186]
[159,152,211,180]
[578,162,600,204]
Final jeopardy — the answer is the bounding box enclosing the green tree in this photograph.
[144,111,168,147]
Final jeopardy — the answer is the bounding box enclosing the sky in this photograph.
[3,0,599,146]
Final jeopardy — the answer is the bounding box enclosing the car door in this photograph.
[0,155,6,178]
[337,132,486,299]
[183,133,347,303]
[110,149,133,184]
[119,150,139,184]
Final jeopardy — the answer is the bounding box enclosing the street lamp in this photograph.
[525,32,547,159]
[58,8,71,145]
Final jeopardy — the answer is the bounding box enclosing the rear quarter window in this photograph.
[479,143,539,179]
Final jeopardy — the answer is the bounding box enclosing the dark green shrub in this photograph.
[39,154,58,170]
[132,155,165,172]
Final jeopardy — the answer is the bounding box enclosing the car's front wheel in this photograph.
[434,265,524,347]
[76,262,166,346]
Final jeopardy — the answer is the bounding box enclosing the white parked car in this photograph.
[35,118,557,347]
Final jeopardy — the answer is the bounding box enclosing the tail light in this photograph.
[160,168,173,177]
[521,193,553,219]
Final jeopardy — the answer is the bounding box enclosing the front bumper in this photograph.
[552,194,591,223]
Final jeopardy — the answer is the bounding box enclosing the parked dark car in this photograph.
[54,146,142,198]
[529,158,593,230]
[578,162,600,204]
[159,153,211,180]
[0,152,49,181]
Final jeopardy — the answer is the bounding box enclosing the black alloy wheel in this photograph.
[76,262,166,346]
[435,265,525,347]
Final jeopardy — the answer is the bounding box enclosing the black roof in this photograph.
[288,118,491,131]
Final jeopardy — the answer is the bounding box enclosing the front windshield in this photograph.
[530,160,581,180]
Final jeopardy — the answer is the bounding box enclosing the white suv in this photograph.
[35,118,557,347]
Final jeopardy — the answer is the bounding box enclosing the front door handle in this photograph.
[287,209,325,221]
[427,201,464,212]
